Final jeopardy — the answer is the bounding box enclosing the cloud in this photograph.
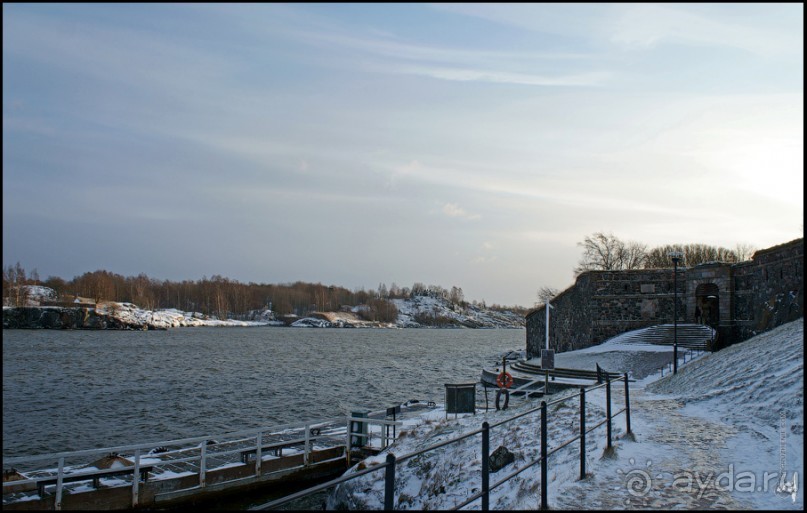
[4,9,236,95]
[272,17,592,66]
[229,6,607,88]
[430,3,605,38]
[434,3,801,58]
[442,203,481,220]
[471,255,498,265]
[607,4,801,56]
[388,65,610,87]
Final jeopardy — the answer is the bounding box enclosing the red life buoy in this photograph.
[496,372,514,389]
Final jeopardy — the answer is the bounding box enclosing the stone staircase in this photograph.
[614,323,715,351]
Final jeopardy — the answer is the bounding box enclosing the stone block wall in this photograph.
[731,238,803,341]
[527,237,803,357]
[527,269,685,358]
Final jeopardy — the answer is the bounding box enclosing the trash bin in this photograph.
[444,383,476,418]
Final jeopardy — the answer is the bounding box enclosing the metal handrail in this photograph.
[249,459,392,510]
[3,416,346,465]
[252,375,631,510]
[2,413,400,508]
[396,427,485,464]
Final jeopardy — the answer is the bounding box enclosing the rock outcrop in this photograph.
[3,307,152,330]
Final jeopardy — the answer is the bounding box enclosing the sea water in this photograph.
[2,327,523,458]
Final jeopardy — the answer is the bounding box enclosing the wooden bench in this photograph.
[37,466,153,496]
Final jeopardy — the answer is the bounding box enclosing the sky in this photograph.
[3,3,803,308]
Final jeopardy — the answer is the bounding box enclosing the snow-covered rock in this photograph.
[290,317,332,328]
[391,296,524,329]
[4,291,524,330]
[94,302,271,329]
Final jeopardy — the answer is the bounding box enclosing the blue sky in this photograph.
[3,3,803,307]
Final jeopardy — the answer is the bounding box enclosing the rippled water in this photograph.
[2,327,523,458]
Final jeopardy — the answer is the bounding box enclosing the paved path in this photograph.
[552,388,752,509]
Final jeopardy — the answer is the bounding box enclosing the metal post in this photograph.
[484,384,489,412]
[256,432,263,476]
[132,448,141,507]
[384,453,396,510]
[670,254,681,374]
[623,374,631,435]
[579,387,586,480]
[674,258,678,373]
[482,422,490,511]
[346,417,352,467]
[200,442,207,488]
[605,376,612,449]
[55,457,64,511]
[545,301,550,351]
[540,401,548,510]
[304,424,310,466]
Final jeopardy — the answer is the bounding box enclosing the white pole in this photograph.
[132,448,141,508]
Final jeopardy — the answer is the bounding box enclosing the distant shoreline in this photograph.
[2,305,526,331]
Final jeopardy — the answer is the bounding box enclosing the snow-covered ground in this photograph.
[329,319,804,509]
[19,285,58,302]
[93,302,272,329]
[391,295,524,328]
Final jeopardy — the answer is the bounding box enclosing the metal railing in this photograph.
[658,344,709,377]
[3,413,401,510]
[252,374,631,510]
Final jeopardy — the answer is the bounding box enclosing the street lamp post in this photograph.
[545,299,553,352]
[669,251,683,374]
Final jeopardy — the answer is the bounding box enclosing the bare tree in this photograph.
[449,286,464,306]
[536,286,559,307]
[734,243,757,262]
[574,232,647,275]
[644,243,740,268]
[619,241,648,269]
[3,262,30,306]
[644,244,684,269]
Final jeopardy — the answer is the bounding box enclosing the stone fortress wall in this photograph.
[526,238,803,359]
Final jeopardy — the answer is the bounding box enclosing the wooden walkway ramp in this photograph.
[2,406,426,511]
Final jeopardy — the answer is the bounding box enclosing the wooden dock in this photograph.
[2,407,419,511]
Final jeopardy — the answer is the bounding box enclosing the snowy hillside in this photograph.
[329,319,803,510]
[94,302,271,329]
[19,285,57,302]
[391,296,524,328]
